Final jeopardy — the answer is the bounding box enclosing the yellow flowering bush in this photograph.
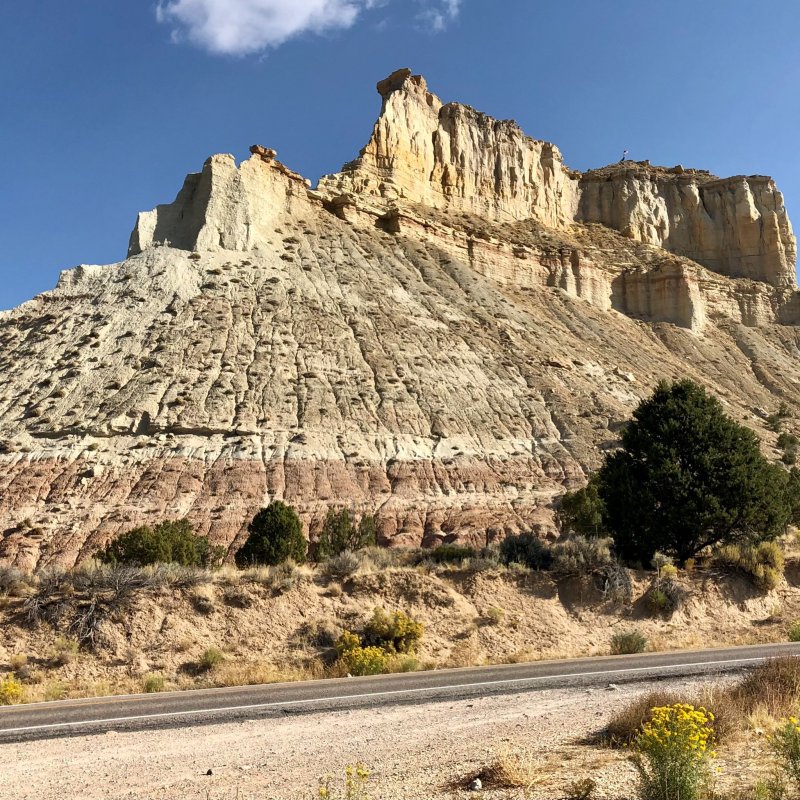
[335,608,424,676]
[634,703,716,800]
[770,716,800,786]
[0,675,23,705]
[317,763,370,799]
[363,608,423,654]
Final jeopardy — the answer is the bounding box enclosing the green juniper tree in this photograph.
[570,380,794,565]
[235,501,307,566]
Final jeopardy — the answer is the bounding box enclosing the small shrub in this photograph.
[651,552,674,572]
[481,747,541,791]
[335,633,388,676]
[715,541,785,591]
[99,519,224,568]
[392,655,420,673]
[337,644,389,676]
[323,550,362,578]
[646,587,672,616]
[551,535,613,577]
[235,502,307,567]
[790,621,800,642]
[770,718,800,789]
[0,675,23,705]
[197,647,224,672]
[44,682,68,701]
[719,657,800,735]
[603,691,692,746]
[425,544,477,564]
[485,606,505,624]
[142,673,165,693]
[51,636,80,666]
[499,533,552,569]
[266,560,303,593]
[633,703,715,800]
[660,564,678,580]
[317,762,371,800]
[9,654,28,674]
[610,629,647,655]
[0,566,29,597]
[779,433,799,465]
[363,608,423,654]
[191,585,215,614]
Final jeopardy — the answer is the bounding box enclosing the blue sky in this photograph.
[1,0,798,310]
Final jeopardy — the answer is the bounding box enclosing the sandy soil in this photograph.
[0,674,772,800]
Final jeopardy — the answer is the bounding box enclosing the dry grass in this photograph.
[196,659,324,688]
[477,750,545,793]
[601,657,800,746]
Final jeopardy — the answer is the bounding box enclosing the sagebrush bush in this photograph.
[142,673,165,693]
[634,704,715,800]
[610,629,647,655]
[266,560,303,593]
[0,675,23,705]
[771,717,800,789]
[0,566,29,597]
[565,778,597,800]
[50,636,79,666]
[197,647,224,672]
[789,621,800,642]
[715,541,785,591]
[323,550,363,578]
[499,533,552,569]
[551,535,613,576]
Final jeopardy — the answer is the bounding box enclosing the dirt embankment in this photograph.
[1,555,799,702]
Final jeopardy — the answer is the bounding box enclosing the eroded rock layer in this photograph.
[1,70,799,569]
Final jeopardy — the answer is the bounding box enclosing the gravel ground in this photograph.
[1,673,762,800]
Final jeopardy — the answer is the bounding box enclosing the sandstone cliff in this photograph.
[1,70,799,569]
[579,163,797,288]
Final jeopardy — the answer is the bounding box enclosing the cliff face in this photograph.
[316,69,581,228]
[1,70,799,570]
[579,164,797,288]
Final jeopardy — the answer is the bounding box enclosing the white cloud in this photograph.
[156,0,462,55]
[416,0,460,32]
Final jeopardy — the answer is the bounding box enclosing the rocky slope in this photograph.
[0,70,799,569]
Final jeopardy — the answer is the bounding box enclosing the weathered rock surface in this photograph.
[316,68,581,228]
[1,70,799,569]
[579,163,797,288]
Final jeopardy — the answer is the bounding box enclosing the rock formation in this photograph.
[1,69,799,570]
[579,164,797,288]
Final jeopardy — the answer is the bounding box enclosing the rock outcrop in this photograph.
[579,163,797,288]
[316,68,581,228]
[1,69,799,570]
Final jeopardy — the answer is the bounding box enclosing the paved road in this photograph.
[2,642,799,743]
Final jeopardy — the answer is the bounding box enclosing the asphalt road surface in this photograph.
[2,642,799,743]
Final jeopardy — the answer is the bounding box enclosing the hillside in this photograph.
[0,68,798,570]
